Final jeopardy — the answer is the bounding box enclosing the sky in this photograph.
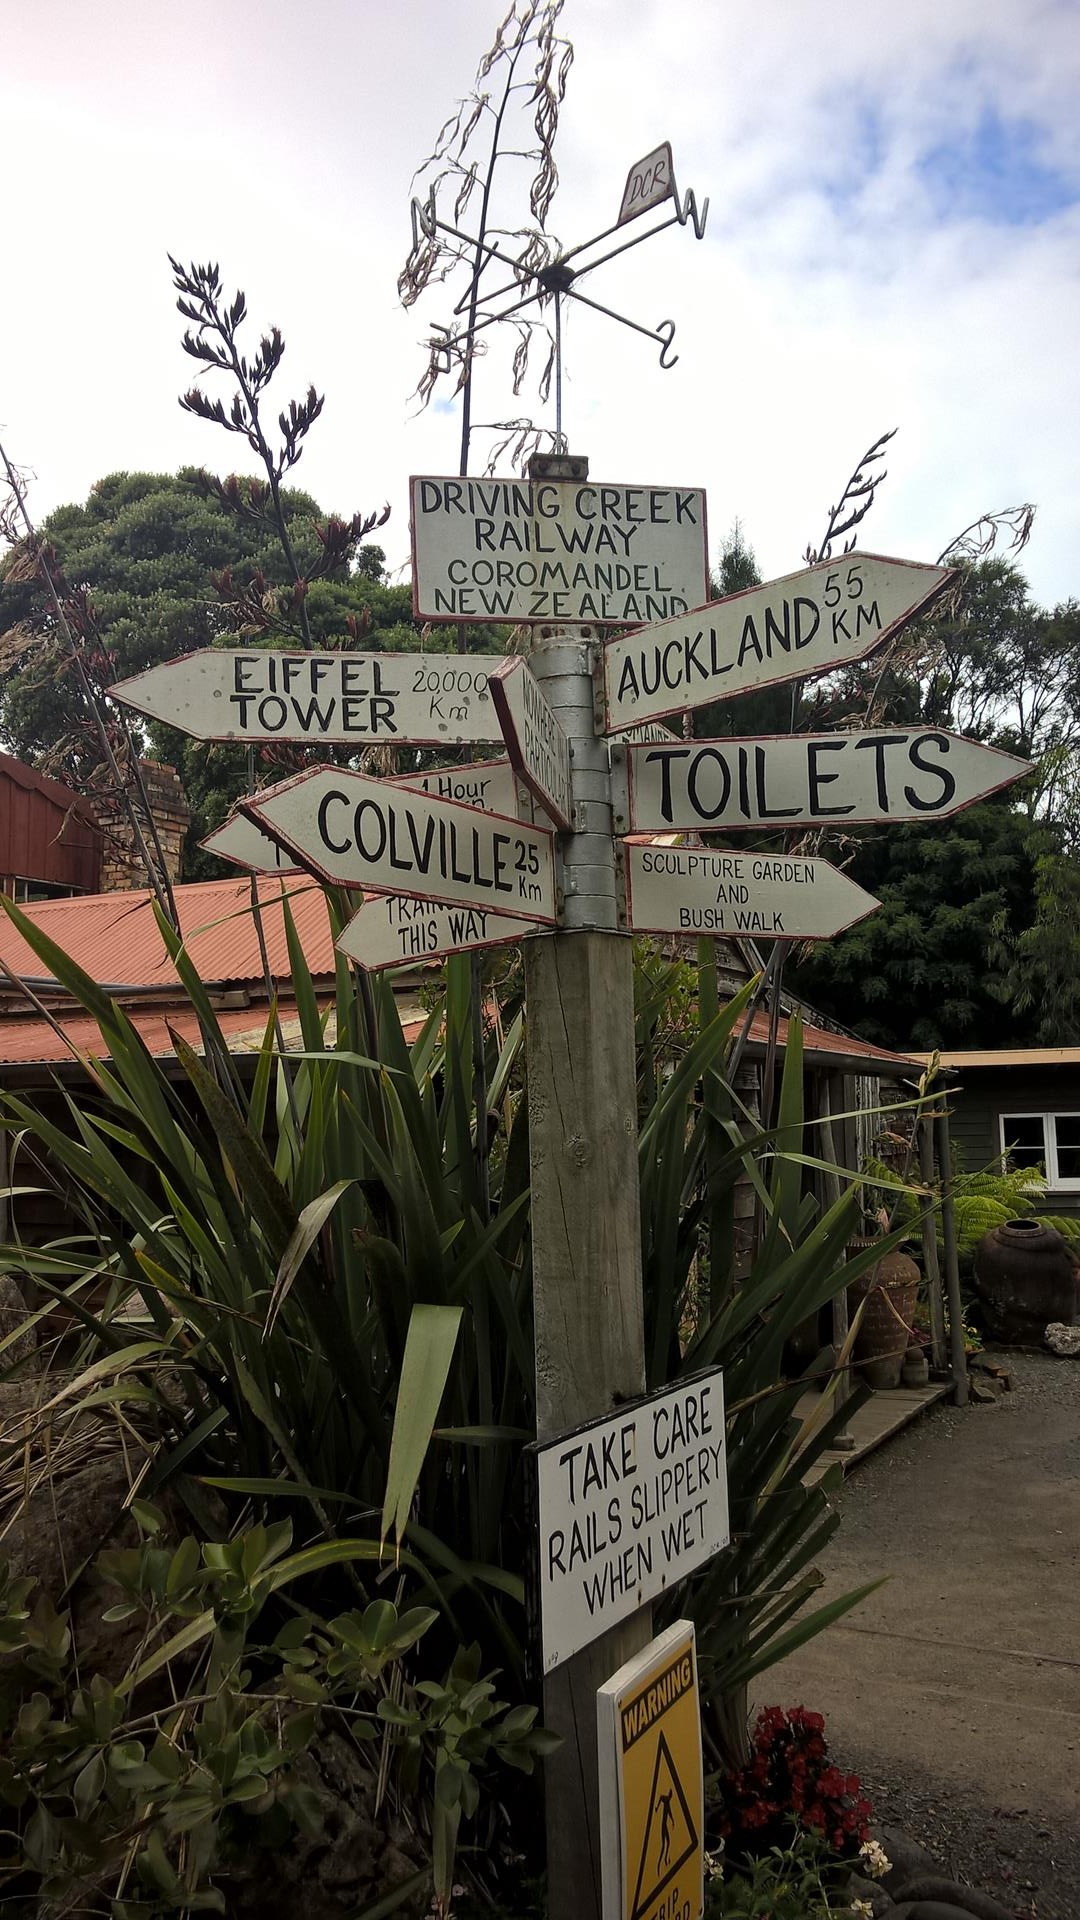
[1,0,1078,608]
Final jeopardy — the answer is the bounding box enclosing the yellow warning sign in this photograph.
[597,1622,704,1920]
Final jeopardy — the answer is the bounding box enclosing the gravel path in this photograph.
[765,1351,1080,1920]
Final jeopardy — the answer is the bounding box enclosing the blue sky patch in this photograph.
[919,107,1076,225]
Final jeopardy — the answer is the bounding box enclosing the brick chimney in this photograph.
[95,760,191,893]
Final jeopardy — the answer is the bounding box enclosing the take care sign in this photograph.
[525,1372,728,1677]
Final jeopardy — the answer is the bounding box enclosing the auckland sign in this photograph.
[603,554,954,732]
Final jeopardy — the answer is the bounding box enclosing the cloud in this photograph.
[0,0,1076,609]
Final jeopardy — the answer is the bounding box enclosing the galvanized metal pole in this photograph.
[524,452,651,1920]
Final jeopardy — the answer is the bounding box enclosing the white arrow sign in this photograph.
[410,475,708,625]
[337,896,539,972]
[112,649,502,746]
[201,811,303,874]
[619,729,1032,834]
[623,843,880,941]
[244,767,557,923]
[203,760,528,876]
[603,554,954,733]
[490,657,573,830]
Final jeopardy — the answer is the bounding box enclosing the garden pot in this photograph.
[902,1344,930,1388]
[973,1218,1079,1345]
[847,1242,920,1390]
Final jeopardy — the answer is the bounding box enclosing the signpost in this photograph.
[201,810,303,874]
[616,729,1033,834]
[491,656,574,830]
[597,1623,704,1920]
[410,475,708,625]
[242,766,557,923]
[112,648,502,746]
[337,896,539,971]
[602,553,953,733]
[622,843,881,941]
[526,1372,728,1676]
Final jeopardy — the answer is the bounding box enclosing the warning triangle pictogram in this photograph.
[630,1729,698,1920]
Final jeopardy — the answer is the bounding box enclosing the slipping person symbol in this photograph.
[656,1787,674,1871]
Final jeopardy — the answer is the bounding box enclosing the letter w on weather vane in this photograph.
[410,141,709,429]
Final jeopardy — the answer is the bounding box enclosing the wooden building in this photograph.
[920,1049,1080,1220]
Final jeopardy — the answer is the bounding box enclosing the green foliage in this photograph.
[0,1514,548,1917]
[706,1827,846,1918]
[790,800,1045,1050]
[990,847,1080,1045]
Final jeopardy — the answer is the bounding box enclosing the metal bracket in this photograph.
[609,744,629,835]
[614,849,629,932]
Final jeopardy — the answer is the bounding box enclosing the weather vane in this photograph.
[408,140,709,446]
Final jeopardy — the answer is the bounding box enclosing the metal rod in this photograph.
[554,291,563,445]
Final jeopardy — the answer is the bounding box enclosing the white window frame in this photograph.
[999,1111,1080,1191]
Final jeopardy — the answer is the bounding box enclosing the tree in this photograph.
[789,800,1048,1051]
[0,468,418,869]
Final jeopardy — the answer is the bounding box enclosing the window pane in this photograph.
[1051,1116,1080,1181]
[1001,1115,1046,1171]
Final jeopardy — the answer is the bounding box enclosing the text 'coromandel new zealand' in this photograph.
[411,476,708,624]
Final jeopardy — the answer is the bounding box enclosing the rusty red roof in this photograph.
[0,1000,427,1068]
[0,875,335,990]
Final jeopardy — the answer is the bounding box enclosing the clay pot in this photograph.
[847,1242,921,1390]
[973,1218,1079,1345]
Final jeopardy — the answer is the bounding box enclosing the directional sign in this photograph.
[203,760,527,876]
[201,810,303,874]
[620,729,1033,834]
[611,719,682,747]
[338,896,539,971]
[603,553,954,733]
[243,767,557,924]
[397,757,525,818]
[112,649,502,746]
[490,657,573,830]
[525,1371,727,1676]
[598,1622,704,1920]
[623,843,881,941]
[410,475,708,625]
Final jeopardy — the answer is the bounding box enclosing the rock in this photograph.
[0,1273,37,1370]
[886,1877,1015,1919]
[849,1868,896,1914]
[1045,1321,1080,1356]
[969,1375,1005,1402]
[0,1450,149,1681]
[879,1825,940,1893]
[223,1727,428,1918]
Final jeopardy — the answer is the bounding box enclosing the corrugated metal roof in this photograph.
[0,876,336,990]
[0,999,428,1067]
[745,1010,920,1070]
[912,1048,1080,1070]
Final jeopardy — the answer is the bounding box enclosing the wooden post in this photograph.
[819,1071,853,1436]
[526,931,649,1919]
[523,450,650,1920]
[918,1111,947,1372]
[934,1107,969,1407]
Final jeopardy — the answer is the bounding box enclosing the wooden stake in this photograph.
[934,1107,969,1406]
[526,928,650,1920]
[918,1112,947,1371]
